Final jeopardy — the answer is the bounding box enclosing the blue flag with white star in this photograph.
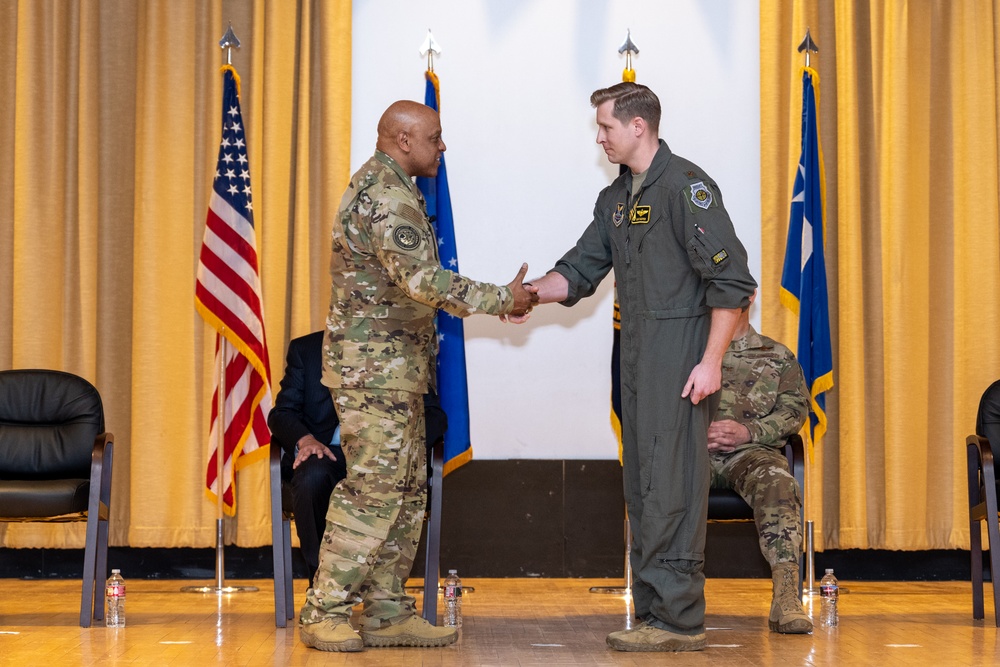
[416,70,472,475]
[780,66,834,451]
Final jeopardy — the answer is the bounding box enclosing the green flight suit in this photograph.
[552,140,756,635]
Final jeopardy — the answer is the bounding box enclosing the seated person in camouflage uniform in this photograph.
[268,330,448,588]
[708,291,812,634]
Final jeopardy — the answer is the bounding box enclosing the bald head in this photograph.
[376,100,446,178]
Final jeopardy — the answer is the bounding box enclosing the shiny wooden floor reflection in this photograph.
[0,577,998,665]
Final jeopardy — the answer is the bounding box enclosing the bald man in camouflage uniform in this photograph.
[708,293,811,633]
[299,100,535,653]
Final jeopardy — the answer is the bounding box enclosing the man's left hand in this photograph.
[293,434,337,469]
[681,362,722,405]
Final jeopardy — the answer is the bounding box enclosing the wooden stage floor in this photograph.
[0,577,998,665]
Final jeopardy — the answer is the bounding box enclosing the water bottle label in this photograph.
[444,585,462,598]
[107,584,125,598]
[820,584,837,597]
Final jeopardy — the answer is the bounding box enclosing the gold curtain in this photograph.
[761,0,1000,550]
[0,0,351,548]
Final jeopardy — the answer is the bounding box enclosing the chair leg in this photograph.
[422,441,444,624]
[985,509,1000,627]
[271,526,286,627]
[283,517,294,620]
[80,512,100,628]
[270,446,288,628]
[94,516,109,622]
[971,518,985,620]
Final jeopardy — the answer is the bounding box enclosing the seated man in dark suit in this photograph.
[269,330,448,585]
[978,380,1000,451]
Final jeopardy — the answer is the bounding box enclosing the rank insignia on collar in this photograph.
[613,202,625,227]
[690,181,713,210]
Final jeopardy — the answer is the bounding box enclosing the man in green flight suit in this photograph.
[299,100,536,652]
[525,82,757,652]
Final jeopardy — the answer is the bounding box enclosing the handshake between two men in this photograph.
[503,262,540,319]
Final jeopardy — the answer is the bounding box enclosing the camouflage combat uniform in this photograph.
[300,150,514,628]
[552,140,756,636]
[711,325,809,566]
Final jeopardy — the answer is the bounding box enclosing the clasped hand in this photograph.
[504,263,539,319]
[706,419,752,454]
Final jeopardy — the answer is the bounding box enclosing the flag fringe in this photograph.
[196,298,272,385]
[220,64,241,96]
[442,447,473,476]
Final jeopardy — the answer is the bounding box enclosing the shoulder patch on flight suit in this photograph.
[689,181,714,210]
[683,181,720,214]
[392,224,422,251]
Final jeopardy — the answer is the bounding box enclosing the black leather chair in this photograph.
[966,380,1000,625]
[707,433,805,591]
[0,369,114,627]
[270,436,445,627]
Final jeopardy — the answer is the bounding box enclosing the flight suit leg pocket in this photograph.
[641,427,690,517]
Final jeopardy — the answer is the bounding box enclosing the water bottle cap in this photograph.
[448,569,457,574]
[112,569,120,574]
[824,568,834,574]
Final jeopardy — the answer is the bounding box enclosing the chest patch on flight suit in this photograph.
[688,181,714,210]
[630,205,651,224]
[392,224,421,251]
[712,249,729,265]
[613,202,626,227]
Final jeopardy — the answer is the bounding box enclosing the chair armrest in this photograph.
[269,440,283,511]
[968,434,997,501]
[90,433,114,519]
[783,433,805,495]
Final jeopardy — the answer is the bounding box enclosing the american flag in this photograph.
[195,65,272,515]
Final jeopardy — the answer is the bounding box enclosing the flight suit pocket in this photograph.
[642,427,690,517]
[685,232,725,279]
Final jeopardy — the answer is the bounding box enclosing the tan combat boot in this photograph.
[300,618,364,652]
[769,561,813,633]
[359,615,458,648]
[606,621,706,652]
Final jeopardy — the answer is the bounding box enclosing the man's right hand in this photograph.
[293,434,337,469]
[506,262,539,317]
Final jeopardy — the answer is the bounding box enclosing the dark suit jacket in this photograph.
[268,331,338,459]
[268,331,449,462]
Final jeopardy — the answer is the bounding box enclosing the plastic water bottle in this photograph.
[819,568,839,627]
[443,569,463,628]
[105,569,126,628]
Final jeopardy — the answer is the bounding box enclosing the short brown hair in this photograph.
[590,82,661,133]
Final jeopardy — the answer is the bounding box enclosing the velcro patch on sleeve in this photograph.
[684,181,719,213]
[712,249,729,265]
[393,202,425,226]
[392,224,422,251]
